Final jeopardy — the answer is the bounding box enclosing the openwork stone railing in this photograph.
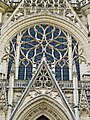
[14,80,29,88]
[0,79,90,89]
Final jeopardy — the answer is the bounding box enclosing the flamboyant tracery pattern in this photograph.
[33,63,53,89]
[7,24,80,80]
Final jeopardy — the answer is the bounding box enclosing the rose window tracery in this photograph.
[6,24,81,81]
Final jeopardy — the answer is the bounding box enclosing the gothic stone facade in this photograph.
[0,0,90,120]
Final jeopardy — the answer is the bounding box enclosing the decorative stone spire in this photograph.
[80,88,89,109]
[10,62,15,74]
[73,61,79,120]
[7,62,15,120]
[0,81,7,111]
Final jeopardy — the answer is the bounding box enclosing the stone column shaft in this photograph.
[51,48,55,77]
[32,49,36,76]
[15,33,21,79]
[73,73,79,120]
[7,71,14,120]
[67,34,73,80]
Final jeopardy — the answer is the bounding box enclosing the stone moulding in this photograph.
[0,14,88,45]
[0,14,88,64]
[11,95,73,120]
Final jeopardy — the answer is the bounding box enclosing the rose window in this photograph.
[7,24,80,81]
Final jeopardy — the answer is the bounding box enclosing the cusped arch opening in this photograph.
[11,95,72,120]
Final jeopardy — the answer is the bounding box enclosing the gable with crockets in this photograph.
[10,58,76,120]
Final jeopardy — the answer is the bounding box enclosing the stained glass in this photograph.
[7,24,80,80]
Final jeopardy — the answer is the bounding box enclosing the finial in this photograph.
[11,62,15,73]
[42,52,46,61]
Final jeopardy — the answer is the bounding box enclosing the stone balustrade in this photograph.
[14,80,29,88]
[0,79,90,89]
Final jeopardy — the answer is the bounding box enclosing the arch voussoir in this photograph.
[12,95,71,120]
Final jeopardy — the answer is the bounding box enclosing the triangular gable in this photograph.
[10,58,76,120]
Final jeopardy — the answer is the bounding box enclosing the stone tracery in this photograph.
[0,1,90,120]
[2,0,88,35]
[4,24,84,81]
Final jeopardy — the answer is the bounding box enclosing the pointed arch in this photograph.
[10,60,75,120]
[1,14,88,46]
[1,14,89,65]
[11,95,73,120]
